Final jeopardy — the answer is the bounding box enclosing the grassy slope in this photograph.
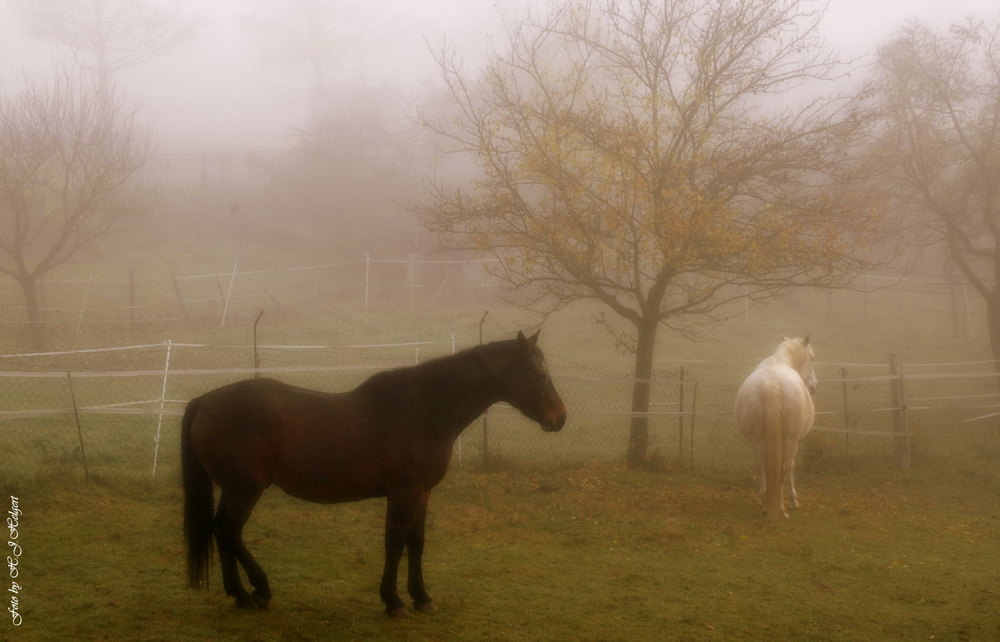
[5,211,1000,639]
[12,463,1000,641]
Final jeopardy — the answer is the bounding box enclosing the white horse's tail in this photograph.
[763,390,785,519]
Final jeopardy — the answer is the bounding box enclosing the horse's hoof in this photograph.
[386,605,411,618]
[234,593,270,610]
[234,595,256,609]
[414,600,438,614]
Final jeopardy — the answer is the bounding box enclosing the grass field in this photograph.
[6,462,999,641]
[4,250,1000,640]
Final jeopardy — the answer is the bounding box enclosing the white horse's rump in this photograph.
[735,337,816,519]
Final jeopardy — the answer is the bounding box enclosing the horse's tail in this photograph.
[762,387,786,519]
[182,395,214,589]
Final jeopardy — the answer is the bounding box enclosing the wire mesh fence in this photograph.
[2,340,999,486]
[0,257,985,352]
[0,255,502,338]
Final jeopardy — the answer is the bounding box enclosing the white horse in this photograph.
[735,336,817,519]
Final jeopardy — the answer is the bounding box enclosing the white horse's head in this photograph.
[778,336,817,395]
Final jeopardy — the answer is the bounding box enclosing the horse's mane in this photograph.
[751,337,809,373]
[358,338,517,391]
[771,337,809,369]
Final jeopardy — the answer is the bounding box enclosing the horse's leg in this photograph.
[406,489,436,613]
[756,458,767,508]
[787,462,799,509]
[380,487,421,617]
[785,438,802,510]
[214,489,270,609]
[213,494,249,606]
[751,438,767,511]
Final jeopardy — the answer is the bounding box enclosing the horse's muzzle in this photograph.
[541,408,567,432]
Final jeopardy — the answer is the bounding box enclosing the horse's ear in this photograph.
[516,330,539,350]
[802,335,811,347]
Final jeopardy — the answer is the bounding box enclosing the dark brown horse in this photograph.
[182,331,566,616]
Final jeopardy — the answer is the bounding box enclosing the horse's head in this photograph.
[491,330,567,432]
[784,335,817,395]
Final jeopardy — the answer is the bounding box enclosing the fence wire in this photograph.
[2,342,999,485]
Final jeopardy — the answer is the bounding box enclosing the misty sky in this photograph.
[1,0,998,154]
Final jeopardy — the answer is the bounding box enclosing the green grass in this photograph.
[7,463,1000,641]
[3,234,1000,639]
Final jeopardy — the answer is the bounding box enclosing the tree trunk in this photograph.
[626,316,659,468]
[988,301,1000,375]
[987,301,1000,435]
[19,276,46,350]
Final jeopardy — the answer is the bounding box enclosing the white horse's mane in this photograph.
[754,336,811,373]
[774,336,810,367]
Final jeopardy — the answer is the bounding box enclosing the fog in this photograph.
[0,0,992,155]
[0,0,528,153]
[0,0,994,296]
[1,0,998,279]
[821,0,998,58]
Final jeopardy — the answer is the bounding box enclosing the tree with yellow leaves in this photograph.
[417,0,881,467]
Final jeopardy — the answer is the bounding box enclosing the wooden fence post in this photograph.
[172,272,191,326]
[74,275,92,336]
[889,353,910,468]
[949,281,971,339]
[478,312,490,466]
[129,269,136,329]
[66,372,90,484]
[840,366,851,456]
[689,381,698,470]
[364,252,371,314]
[253,311,264,376]
[151,340,173,478]
[220,262,238,328]
[677,366,685,467]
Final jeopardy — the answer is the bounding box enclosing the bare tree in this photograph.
[865,18,1000,366]
[9,0,197,94]
[0,70,154,348]
[417,0,881,467]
